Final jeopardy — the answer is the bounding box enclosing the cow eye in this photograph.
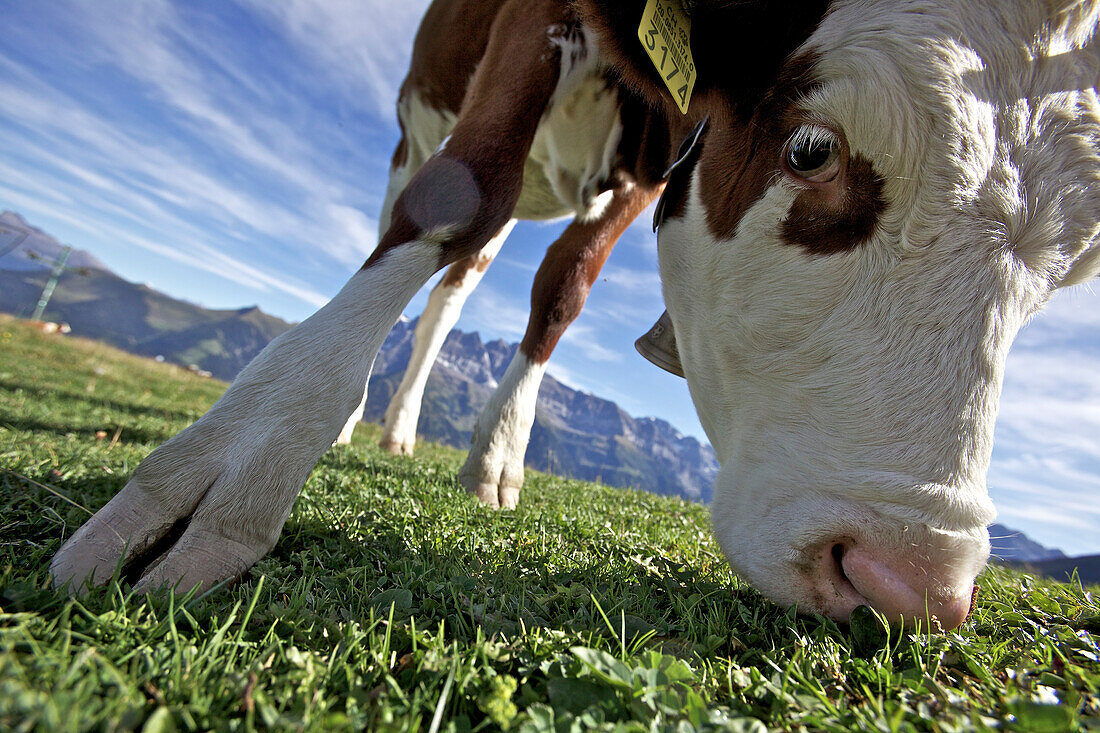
[784,125,841,182]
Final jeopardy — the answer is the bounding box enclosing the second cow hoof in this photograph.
[462,480,520,510]
[378,438,415,456]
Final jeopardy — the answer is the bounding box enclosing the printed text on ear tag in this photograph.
[637,0,696,115]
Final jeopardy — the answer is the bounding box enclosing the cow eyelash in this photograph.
[783,124,843,183]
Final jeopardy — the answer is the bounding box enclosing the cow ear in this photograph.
[576,0,829,118]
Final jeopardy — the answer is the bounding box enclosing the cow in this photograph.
[50,0,1100,632]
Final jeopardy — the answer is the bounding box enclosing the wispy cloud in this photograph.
[560,323,623,362]
[984,280,1100,554]
[598,265,662,292]
[0,6,386,305]
[65,0,351,199]
[240,0,430,119]
[463,286,532,340]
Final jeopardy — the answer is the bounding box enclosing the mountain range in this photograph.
[361,318,718,500]
[0,210,1082,567]
[987,523,1065,563]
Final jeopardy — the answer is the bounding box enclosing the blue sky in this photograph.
[1,0,1097,556]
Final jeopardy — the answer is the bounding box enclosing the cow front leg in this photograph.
[50,0,567,594]
[336,95,450,446]
[459,183,659,509]
[335,156,421,446]
[50,247,439,593]
[379,221,515,455]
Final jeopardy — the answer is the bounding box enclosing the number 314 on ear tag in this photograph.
[637,0,696,114]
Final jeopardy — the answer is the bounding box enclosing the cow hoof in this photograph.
[49,468,276,597]
[49,405,319,596]
[379,437,414,456]
[457,430,525,509]
[498,486,520,510]
[50,482,167,592]
[130,526,260,596]
[460,477,521,510]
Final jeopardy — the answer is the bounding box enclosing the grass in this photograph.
[0,312,1098,732]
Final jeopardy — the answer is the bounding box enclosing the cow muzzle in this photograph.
[712,487,991,631]
[802,534,983,630]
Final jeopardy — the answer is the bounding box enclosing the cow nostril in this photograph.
[831,542,846,567]
[830,542,851,583]
[827,541,866,605]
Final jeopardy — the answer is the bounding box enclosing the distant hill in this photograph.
[130,306,294,380]
[985,523,1095,583]
[363,319,719,501]
[0,268,294,381]
[987,523,1065,562]
[0,213,715,500]
[1006,555,1100,585]
[0,211,109,273]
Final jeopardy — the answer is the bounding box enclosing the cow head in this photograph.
[580,0,1100,628]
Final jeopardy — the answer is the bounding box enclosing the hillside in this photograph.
[1010,554,1100,585]
[988,522,1066,562]
[1,314,1098,731]
[0,268,294,381]
[0,210,108,272]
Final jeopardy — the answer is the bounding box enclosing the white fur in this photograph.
[659,0,1100,617]
[516,73,624,220]
[379,221,516,454]
[458,352,549,509]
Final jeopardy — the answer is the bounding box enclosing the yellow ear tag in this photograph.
[637,0,696,114]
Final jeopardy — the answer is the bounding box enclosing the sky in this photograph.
[0,0,1097,556]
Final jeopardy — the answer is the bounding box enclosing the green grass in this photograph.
[1,313,1098,732]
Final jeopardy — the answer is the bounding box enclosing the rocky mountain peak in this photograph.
[362,321,719,502]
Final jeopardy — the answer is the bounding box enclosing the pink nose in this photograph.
[820,542,975,630]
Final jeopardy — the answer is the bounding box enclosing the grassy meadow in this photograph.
[0,313,1098,731]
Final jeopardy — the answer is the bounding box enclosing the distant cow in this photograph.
[52,0,1100,632]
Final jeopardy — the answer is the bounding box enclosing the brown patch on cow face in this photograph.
[781,152,886,255]
[694,52,887,255]
[695,53,819,240]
